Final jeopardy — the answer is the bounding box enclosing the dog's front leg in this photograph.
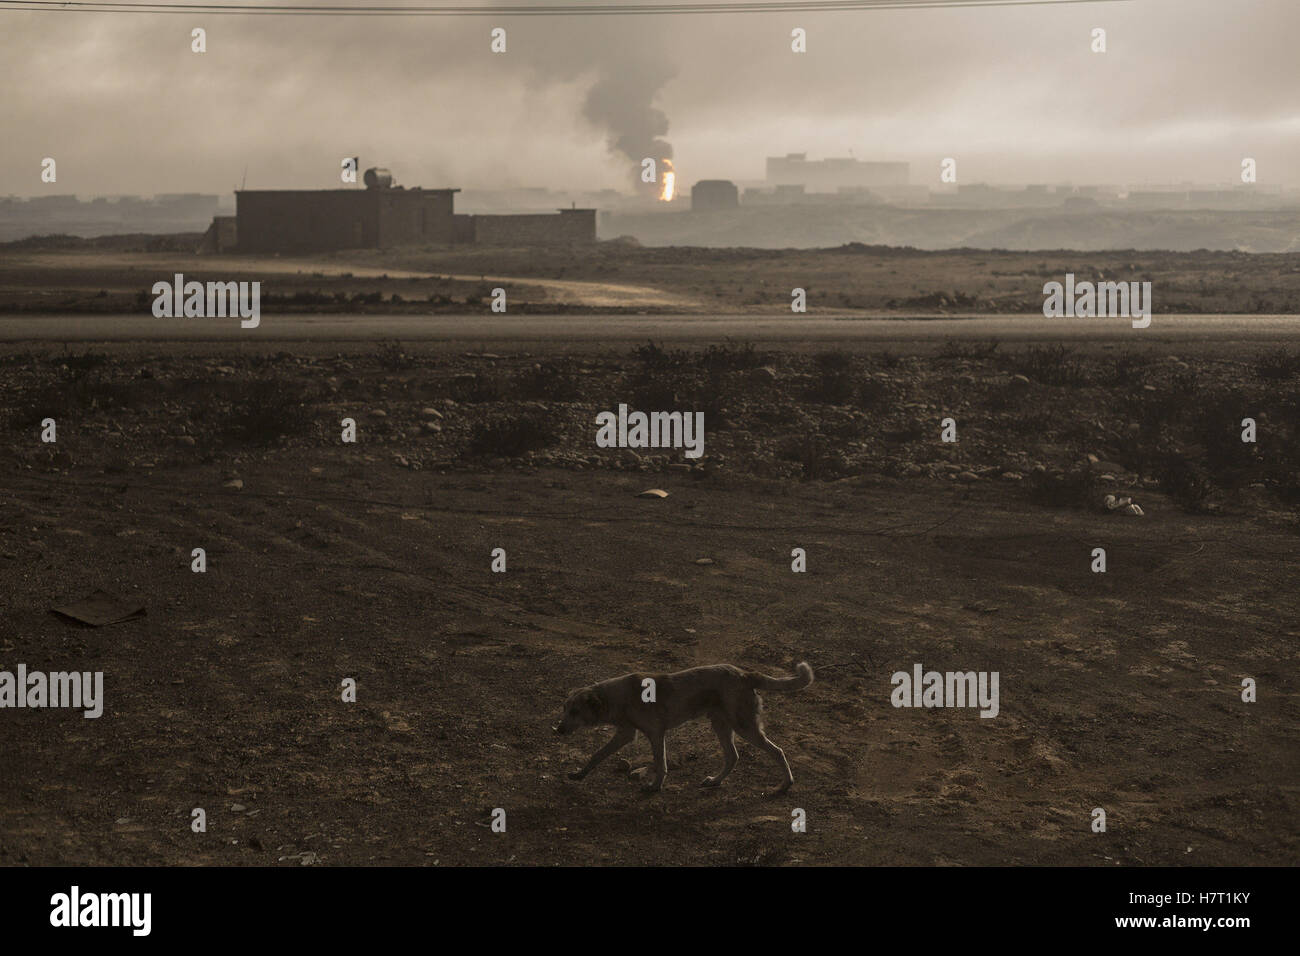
[568,726,634,781]
[642,732,667,792]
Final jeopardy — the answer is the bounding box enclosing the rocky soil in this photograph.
[1,339,1296,866]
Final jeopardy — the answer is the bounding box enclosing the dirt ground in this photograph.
[0,338,1296,866]
[4,241,1300,315]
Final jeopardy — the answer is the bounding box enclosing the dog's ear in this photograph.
[581,689,602,711]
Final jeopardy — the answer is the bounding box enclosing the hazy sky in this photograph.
[1,0,1297,196]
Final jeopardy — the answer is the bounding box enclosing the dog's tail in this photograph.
[746,661,814,693]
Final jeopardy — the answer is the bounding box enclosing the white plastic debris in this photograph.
[636,489,669,499]
[1104,494,1143,515]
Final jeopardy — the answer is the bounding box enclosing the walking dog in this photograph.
[554,661,814,794]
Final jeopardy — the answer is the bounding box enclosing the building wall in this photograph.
[766,155,910,190]
[453,214,476,244]
[236,191,380,252]
[470,208,596,245]
[235,189,458,251]
[691,180,739,211]
[198,215,238,253]
[235,189,588,251]
[378,190,457,246]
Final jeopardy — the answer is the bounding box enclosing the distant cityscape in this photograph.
[2,151,1296,245]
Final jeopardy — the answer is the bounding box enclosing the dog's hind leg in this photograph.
[701,716,738,788]
[568,726,634,781]
[642,732,667,793]
[737,724,794,795]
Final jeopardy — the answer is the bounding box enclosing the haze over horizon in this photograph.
[1,0,1297,198]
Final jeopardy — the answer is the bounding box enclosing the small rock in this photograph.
[223,478,243,490]
[694,558,715,566]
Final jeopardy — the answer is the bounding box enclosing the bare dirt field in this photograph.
[3,239,1300,315]
[1,338,1297,866]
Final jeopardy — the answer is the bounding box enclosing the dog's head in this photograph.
[553,687,602,735]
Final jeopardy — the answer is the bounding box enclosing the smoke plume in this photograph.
[581,55,675,195]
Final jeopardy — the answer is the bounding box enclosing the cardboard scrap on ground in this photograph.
[51,589,146,627]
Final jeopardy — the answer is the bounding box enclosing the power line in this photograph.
[0,0,1134,18]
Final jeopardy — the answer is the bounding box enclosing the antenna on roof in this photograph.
[240,166,247,191]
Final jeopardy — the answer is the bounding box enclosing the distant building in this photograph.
[766,153,909,191]
[235,175,459,252]
[153,193,221,219]
[227,168,595,252]
[457,208,597,245]
[691,179,739,211]
[25,195,81,211]
[198,216,237,253]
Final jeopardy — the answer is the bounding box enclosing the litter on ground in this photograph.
[1103,494,1144,516]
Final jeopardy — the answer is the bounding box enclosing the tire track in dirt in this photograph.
[15,252,705,311]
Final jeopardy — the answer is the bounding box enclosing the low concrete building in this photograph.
[691,180,739,211]
[235,176,458,252]
[224,168,594,251]
[197,215,237,253]
[467,208,596,245]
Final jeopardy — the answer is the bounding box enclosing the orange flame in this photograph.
[659,160,675,202]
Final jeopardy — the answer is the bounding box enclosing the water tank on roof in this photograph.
[364,167,394,189]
